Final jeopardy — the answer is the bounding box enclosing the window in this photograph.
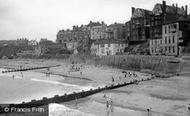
[100,44,104,47]
[174,24,177,29]
[165,47,167,51]
[165,26,167,34]
[169,36,171,44]
[165,37,167,44]
[101,49,104,54]
[173,46,175,53]
[173,36,175,43]
[108,44,111,47]
[169,47,171,53]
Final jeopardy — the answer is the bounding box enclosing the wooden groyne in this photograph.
[1,65,61,73]
[0,76,155,114]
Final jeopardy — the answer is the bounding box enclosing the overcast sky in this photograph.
[0,0,189,41]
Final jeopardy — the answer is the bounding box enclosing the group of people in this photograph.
[12,71,24,80]
[123,71,138,78]
[111,71,139,84]
[68,64,83,75]
[11,66,24,80]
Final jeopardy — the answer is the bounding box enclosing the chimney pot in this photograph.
[182,6,184,10]
[185,5,188,15]
[162,1,166,14]
[162,1,166,6]
[132,7,135,15]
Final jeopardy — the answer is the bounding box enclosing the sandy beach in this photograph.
[0,58,190,116]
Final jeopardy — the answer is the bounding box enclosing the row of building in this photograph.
[56,1,190,57]
[129,1,190,56]
[0,38,38,47]
[56,21,127,56]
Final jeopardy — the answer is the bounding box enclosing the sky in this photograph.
[0,0,189,41]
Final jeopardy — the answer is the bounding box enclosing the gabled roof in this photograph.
[109,23,125,27]
[87,22,102,27]
[152,3,186,16]
[132,8,152,18]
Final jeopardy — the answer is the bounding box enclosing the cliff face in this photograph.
[0,46,17,59]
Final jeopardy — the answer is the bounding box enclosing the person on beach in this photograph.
[106,100,110,116]
[112,76,114,83]
[46,68,50,77]
[75,97,78,109]
[106,100,109,109]
[12,75,15,80]
[103,94,107,98]
[128,72,131,78]
[20,65,22,70]
[133,72,138,78]
[110,100,113,112]
[124,73,127,78]
[20,71,23,78]
[72,65,74,70]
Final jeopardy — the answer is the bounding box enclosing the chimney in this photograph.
[176,4,178,14]
[132,7,135,15]
[185,5,188,16]
[162,1,166,14]
[73,26,75,30]
[162,1,166,24]
[181,6,184,10]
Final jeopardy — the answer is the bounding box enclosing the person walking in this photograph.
[75,97,78,109]
[119,76,121,81]
[187,104,190,116]
[46,68,50,77]
[112,76,115,84]
[12,75,15,80]
[110,100,114,116]
[20,71,23,78]
[106,100,110,116]
[128,72,131,78]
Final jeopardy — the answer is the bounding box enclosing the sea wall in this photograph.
[90,55,180,74]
